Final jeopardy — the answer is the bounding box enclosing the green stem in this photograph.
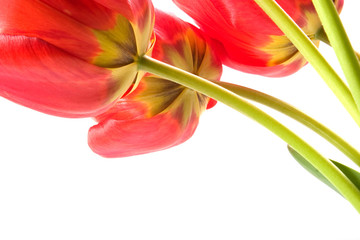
[312,0,360,112]
[213,81,360,167]
[315,27,360,64]
[253,0,360,127]
[138,55,360,213]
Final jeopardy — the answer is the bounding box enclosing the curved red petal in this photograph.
[0,0,101,62]
[0,35,120,117]
[335,0,344,11]
[212,38,308,77]
[152,10,222,80]
[94,0,155,55]
[89,79,202,157]
[94,95,149,123]
[173,0,342,77]
[88,10,221,157]
[94,0,153,23]
[153,10,222,105]
[0,0,155,65]
[39,0,117,30]
[206,99,217,110]
[88,112,198,158]
[0,0,156,117]
[173,0,324,43]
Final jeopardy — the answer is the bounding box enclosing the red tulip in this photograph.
[0,0,154,117]
[88,10,222,158]
[173,0,344,77]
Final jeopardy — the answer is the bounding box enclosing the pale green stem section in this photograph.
[213,81,360,167]
[316,28,360,68]
[312,0,360,112]
[253,0,360,127]
[138,55,360,213]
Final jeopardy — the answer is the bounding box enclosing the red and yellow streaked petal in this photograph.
[173,0,343,76]
[88,10,222,157]
[0,0,156,117]
[91,15,138,68]
[88,77,209,157]
[91,0,155,68]
[130,0,155,56]
[173,0,337,43]
[0,35,130,117]
[1,0,155,67]
[94,0,155,56]
[94,0,153,24]
[88,111,198,158]
[214,34,316,77]
[153,10,221,107]
[153,10,222,82]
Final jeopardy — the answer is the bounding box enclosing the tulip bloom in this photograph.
[88,10,222,158]
[173,0,343,77]
[0,0,154,117]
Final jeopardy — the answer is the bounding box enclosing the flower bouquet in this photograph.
[0,0,360,239]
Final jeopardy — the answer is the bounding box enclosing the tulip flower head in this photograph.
[173,0,344,77]
[88,10,222,158]
[0,0,154,117]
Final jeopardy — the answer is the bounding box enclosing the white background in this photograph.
[1,1,360,239]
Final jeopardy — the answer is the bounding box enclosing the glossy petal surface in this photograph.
[0,0,154,117]
[1,0,102,62]
[0,35,119,117]
[88,10,222,157]
[173,0,344,77]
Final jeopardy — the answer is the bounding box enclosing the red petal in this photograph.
[0,35,122,117]
[88,112,198,158]
[88,10,222,158]
[39,0,117,29]
[95,0,155,56]
[206,99,217,109]
[94,98,149,123]
[335,0,344,11]
[153,10,221,106]
[152,10,222,81]
[211,39,307,77]
[87,73,206,158]
[0,0,101,62]
[94,0,153,23]
[173,0,342,77]
[173,0,320,44]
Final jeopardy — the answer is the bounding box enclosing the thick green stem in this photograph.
[312,0,360,112]
[253,0,360,127]
[138,55,360,213]
[213,81,360,167]
[316,27,360,68]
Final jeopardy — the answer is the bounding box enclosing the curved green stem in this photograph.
[213,81,360,167]
[253,0,360,127]
[311,0,360,112]
[138,55,360,213]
